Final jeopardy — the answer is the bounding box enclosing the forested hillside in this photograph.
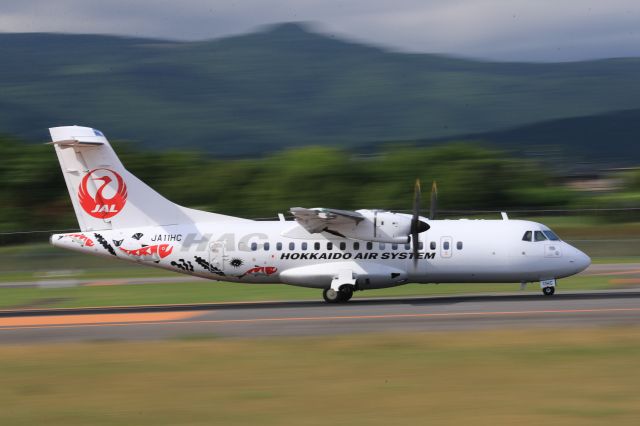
[417,109,640,164]
[2,23,640,160]
[4,134,640,242]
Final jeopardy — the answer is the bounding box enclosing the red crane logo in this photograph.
[78,168,128,219]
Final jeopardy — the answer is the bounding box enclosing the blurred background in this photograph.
[1,2,640,424]
[0,19,638,288]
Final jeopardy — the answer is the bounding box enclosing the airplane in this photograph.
[48,126,591,303]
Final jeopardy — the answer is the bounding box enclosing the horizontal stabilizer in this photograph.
[47,139,104,146]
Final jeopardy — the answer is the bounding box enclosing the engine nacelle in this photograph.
[331,210,413,244]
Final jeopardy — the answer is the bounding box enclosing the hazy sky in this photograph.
[1,0,640,61]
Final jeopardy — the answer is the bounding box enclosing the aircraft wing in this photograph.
[290,207,364,234]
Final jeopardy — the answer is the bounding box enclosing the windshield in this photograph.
[534,231,547,242]
[543,230,560,241]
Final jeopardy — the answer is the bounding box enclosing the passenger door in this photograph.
[208,240,227,274]
[440,236,453,258]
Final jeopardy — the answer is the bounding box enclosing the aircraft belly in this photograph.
[280,261,407,289]
[423,271,530,283]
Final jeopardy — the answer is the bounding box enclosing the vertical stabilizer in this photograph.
[50,126,237,231]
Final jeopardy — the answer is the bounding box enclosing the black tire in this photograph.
[338,286,354,303]
[542,286,555,296]
[323,288,340,303]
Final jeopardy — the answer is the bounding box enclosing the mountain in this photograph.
[2,23,640,159]
[416,108,640,165]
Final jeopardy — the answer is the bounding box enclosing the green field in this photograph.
[1,328,639,425]
[0,272,627,310]
[1,237,638,425]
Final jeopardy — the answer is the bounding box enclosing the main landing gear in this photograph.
[323,286,354,303]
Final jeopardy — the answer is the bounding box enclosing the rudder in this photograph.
[50,126,186,231]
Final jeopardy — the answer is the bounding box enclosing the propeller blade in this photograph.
[412,179,421,267]
[430,181,438,220]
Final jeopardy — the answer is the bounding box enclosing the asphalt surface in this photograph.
[1,289,639,343]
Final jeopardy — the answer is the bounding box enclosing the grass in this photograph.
[591,257,640,264]
[0,272,626,310]
[1,327,639,425]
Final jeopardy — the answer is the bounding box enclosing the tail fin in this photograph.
[50,126,240,231]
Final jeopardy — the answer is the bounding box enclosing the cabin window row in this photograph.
[248,241,464,252]
[250,241,428,251]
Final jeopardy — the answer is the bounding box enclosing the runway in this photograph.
[1,289,639,343]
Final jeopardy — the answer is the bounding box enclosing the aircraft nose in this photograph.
[570,247,591,273]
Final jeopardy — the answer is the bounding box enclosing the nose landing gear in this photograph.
[542,286,555,296]
[540,279,556,296]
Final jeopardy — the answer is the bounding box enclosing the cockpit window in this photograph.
[543,230,560,241]
[522,231,532,242]
[534,231,548,242]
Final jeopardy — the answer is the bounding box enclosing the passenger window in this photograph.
[391,244,398,250]
[522,231,532,242]
[289,242,295,250]
[419,242,424,250]
[379,243,386,250]
[404,243,410,250]
[302,242,308,250]
[314,242,320,250]
[456,241,463,250]
[353,242,360,250]
[251,242,257,251]
[534,231,547,242]
[264,242,270,251]
[327,242,333,250]
[340,242,346,250]
[276,242,282,251]
[366,242,373,250]
[430,241,436,250]
[443,241,450,250]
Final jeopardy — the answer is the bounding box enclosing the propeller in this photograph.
[429,181,438,220]
[411,179,430,267]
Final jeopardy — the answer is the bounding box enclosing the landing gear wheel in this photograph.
[323,288,341,303]
[542,286,555,296]
[338,286,354,303]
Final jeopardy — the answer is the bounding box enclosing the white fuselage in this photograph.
[51,217,591,291]
[46,125,591,301]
